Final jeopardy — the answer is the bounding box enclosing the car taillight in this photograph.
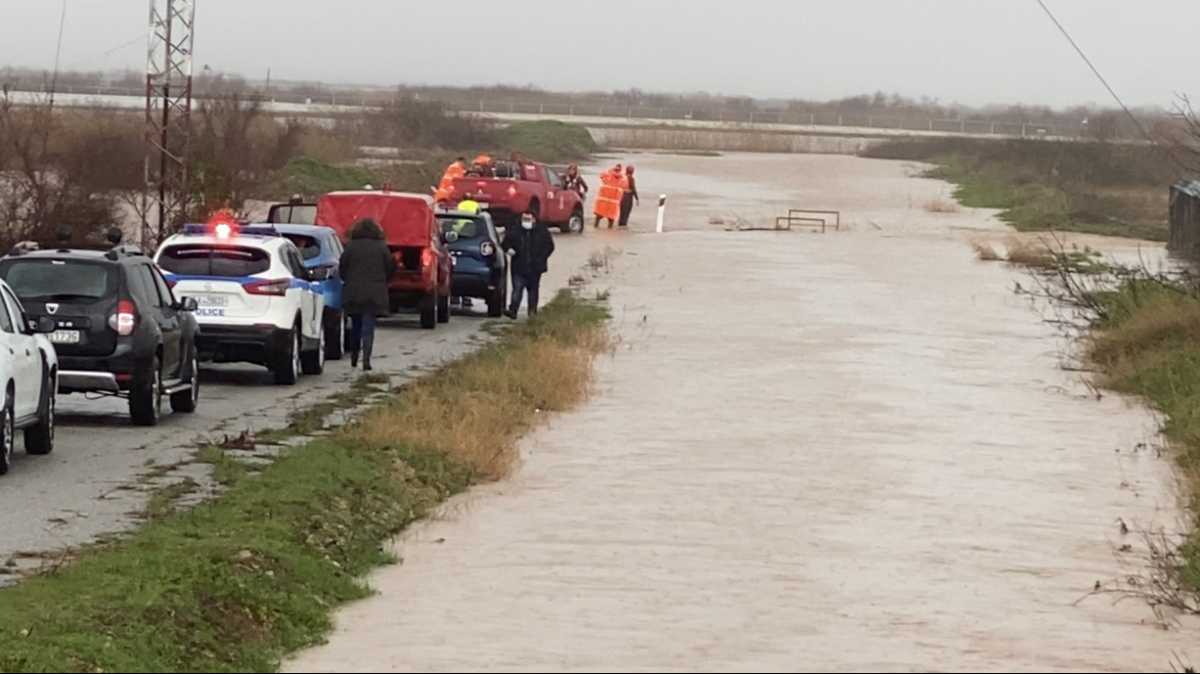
[244,278,290,296]
[481,241,496,257]
[108,299,137,336]
[506,186,517,197]
[421,248,434,268]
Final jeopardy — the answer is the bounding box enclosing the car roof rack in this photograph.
[7,241,40,257]
[105,244,144,261]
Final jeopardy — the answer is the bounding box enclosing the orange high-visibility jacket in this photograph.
[594,169,624,220]
[434,162,466,202]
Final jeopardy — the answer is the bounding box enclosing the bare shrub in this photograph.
[0,89,143,248]
[971,241,1002,262]
[924,198,961,214]
[1004,238,1056,268]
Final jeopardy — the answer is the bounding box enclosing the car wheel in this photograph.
[325,310,346,360]
[273,328,301,385]
[0,394,13,475]
[24,364,55,454]
[420,293,437,330]
[170,346,199,414]
[302,323,326,375]
[438,292,451,324]
[130,356,163,426]
[565,209,584,234]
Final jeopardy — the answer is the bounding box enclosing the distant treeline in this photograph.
[0,67,1176,140]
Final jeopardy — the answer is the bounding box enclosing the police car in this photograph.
[154,221,329,385]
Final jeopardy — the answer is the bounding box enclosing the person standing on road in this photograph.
[593,164,624,229]
[619,165,639,228]
[339,218,396,371]
[502,210,555,318]
[565,164,589,197]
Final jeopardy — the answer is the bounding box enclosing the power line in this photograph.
[1032,0,1153,143]
[48,0,67,107]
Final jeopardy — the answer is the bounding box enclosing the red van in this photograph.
[315,190,453,329]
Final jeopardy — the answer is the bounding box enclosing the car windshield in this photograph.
[283,234,322,260]
[1,259,117,302]
[158,245,271,277]
[439,216,484,240]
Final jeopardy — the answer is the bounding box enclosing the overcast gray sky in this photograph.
[0,0,1192,108]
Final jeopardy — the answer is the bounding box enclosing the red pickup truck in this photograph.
[315,190,453,329]
[441,161,586,234]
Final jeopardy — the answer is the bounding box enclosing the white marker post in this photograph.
[656,194,668,233]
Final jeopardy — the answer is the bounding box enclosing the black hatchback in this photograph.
[0,242,201,426]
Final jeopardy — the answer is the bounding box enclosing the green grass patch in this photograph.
[271,157,378,197]
[1086,279,1200,587]
[496,121,598,163]
[0,290,608,673]
[867,138,1171,240]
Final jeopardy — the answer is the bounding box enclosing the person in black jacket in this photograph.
[339,218,396,370]
[619,164,640,228]
[501,210,555,319]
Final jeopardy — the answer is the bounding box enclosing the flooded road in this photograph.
[289,153,1193,672]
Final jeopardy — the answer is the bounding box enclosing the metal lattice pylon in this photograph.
[142,0,196,247]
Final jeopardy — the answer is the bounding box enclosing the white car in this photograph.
[155,222,328,385]
[0,278,58,475]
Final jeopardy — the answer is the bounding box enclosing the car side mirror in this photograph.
[177,297,199,312]
[443,230,460,244]
[33,316,56,334]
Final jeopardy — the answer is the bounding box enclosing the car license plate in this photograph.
[196,295,228,307]
[49,330,80,345]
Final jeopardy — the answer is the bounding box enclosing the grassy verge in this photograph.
[0,290,609,673]
[495,120,598,164]
[1084,278,1200,588]
[865,137,1172,240]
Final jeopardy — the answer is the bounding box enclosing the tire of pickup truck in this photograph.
[562,208,585,234]
[420,293,437,330]
[437,292,451,324]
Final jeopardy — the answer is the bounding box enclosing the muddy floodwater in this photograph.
[288,153,1193,672]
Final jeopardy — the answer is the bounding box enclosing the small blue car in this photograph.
[274,224,350,360]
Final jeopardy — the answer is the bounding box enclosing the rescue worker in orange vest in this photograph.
[470,154,494,178]
[434,157,467,203]
[593,164,624,229]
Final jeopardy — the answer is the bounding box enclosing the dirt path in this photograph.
[288,154,1195,672]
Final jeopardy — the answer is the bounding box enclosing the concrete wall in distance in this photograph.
[587,126,889,156]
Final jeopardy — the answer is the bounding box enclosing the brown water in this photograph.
[288,154,1194,672]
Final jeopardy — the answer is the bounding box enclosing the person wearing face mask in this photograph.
[501,210,556,319]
